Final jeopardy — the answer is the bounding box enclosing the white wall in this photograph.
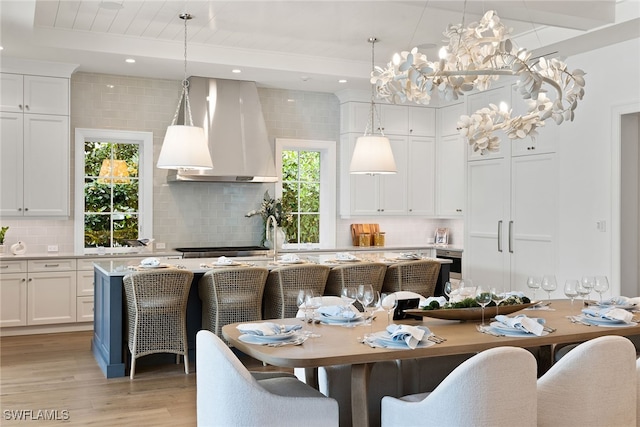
[555,37,640,295]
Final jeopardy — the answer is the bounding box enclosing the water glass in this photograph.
[541,275,557,303]
[490,287,507,316]
[475,286,492,325]
[580,276,594,302]
[564,280,579,306]
[526,276,541,300]
[380,293,398,325]
[593,276,609,303]
[304,291,322,338]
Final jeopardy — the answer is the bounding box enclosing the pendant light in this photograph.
[157,13,213,170]
[349,37,397,175]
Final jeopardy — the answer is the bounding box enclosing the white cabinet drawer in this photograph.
[0,260,27,274]
[76,296,94,322]
[76,270,94,296]
[28,259,76,272]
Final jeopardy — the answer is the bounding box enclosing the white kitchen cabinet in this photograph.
[510,83,558,156]
[436,102,466,217]
[408,107,436,136]
[343,133,408,215]
[26,259,77,326]
[465,152,557,293]
[0,72,70,217]
[377,104,409,135]
[407,136,435,215]
[0,74,69,115]
[76,296,94,322]
[340,102,371,134]
[0,261,28,327]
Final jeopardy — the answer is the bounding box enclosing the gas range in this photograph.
[175,246,269,259]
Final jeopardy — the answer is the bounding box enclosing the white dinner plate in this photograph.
[596,303,637,311]
[238,332,300,344]
[319,314,364,324]
[489,321,549,337]
[578,315,637,327]
[138,264,170,269]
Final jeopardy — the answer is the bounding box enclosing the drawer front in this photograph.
[76,270,94,296]
[76,296,94,322]
[28,259,76,272]
[0,260,27,274]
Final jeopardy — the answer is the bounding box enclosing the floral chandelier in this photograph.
[371,10,586,154]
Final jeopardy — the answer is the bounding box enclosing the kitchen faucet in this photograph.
[265,215,278,262]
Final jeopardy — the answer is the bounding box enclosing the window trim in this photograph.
[275,138,336,249]
[74,128,153,255]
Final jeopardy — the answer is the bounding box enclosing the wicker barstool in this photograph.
[263,264,331,319]
[381,260,441,298]
[199,267,269,345]
[123,269,194,379]
[324,262,387,296]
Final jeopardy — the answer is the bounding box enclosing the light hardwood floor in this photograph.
[0,331,280,426]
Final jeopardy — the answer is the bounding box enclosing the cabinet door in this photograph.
[439,103,465,136]
[23,114,69,216]
[509,154,557,294]
[466,86,511,161]
[378,104,408,135]
[408,107,436,136]
[0,73,24,113]
[27,271,77,325]
[341,102,371,134]
[510,83,557,156]
[23,76,69,115]
[436,134,465,217]
[0,274,27,327]
[0,112,24,216]
[379,136,408,215]
[76,296,94,322]
[465,158,511,288]
[76,269,95,296]
[407,136,435,215]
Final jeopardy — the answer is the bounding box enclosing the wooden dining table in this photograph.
[222,299,640,427]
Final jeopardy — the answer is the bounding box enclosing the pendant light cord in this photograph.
[366,37,385,137]
[169,13,195,127]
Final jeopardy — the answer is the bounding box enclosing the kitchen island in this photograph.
[91,254,451,378]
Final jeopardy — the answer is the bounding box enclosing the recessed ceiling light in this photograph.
[338,79,347,83]
[99,1,124,10]
[231,69,241,74]
[125,58,135,64]
[106,84,115,89]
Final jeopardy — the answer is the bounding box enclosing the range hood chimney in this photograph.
[167,77,277,182]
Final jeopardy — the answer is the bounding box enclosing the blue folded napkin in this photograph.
[236,322,301,336]
[385,324,428,349]
[317,305,357,319]
[494,315,545,335]
[582,307,633,323]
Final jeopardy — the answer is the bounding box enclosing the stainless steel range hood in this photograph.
[167,77,277,183]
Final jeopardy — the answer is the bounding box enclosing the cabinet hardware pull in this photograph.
[25,105,29,110]
[18,208,22,211]
[1,265,8,269]
[497,220,503,252]
[24,208,28,211]
[508,221,514,253]
[19,104,23,109]
[45,264,60,267]
[28,278,32,282]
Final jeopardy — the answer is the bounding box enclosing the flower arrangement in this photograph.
[246,191,292,226]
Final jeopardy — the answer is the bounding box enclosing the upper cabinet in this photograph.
[466,85,512,161]
[340,102,435,136]
[0,73,70,217]
[408,107,436,137]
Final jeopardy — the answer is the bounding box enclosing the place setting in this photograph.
[236,322,307,347]
[200,256,252,268]
[570,306,638,328]
[323,252,361,265]
[477,314,555,337]
[361,324,444,349]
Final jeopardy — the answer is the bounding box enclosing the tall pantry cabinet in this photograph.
[464,85,558,293]
[0,64,74,217]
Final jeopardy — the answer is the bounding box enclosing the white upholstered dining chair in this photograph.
[196,330,339,427]
[381,346,538,427]
[537,335,637,427]
[637,357,640,427]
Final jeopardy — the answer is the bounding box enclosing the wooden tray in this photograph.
[350,223,379,246]
[404,302,537,321]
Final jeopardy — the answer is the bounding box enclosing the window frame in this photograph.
[74,128,153,255]
[275,138,336,249]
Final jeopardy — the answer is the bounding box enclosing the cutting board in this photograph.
[350,224,380,246]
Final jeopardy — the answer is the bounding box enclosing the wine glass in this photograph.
[541,275,557,303]
[490,287,507,316]
[564,280,579,306]
[380,293,398,326]
[341,286,357,314]
[297,289,309,334]
[526,276,541,300]
[576,280,590,304]
[304,291,322,338]
[593,276,609,303]
[475,286,492,326]
[580,276,594,302]
[357,284,374,314]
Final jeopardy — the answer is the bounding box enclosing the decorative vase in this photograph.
[264,225,286,249]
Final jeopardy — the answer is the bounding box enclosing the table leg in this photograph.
[538,345,553,377]
[351,362,373,427]
[304,367,319,390]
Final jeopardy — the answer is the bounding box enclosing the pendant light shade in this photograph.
[157,13,213,170]
[349,37,397,175]
[350,136,397,174]
[157,125,212,170]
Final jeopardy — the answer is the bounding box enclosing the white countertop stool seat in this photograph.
[123,269,194,379]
